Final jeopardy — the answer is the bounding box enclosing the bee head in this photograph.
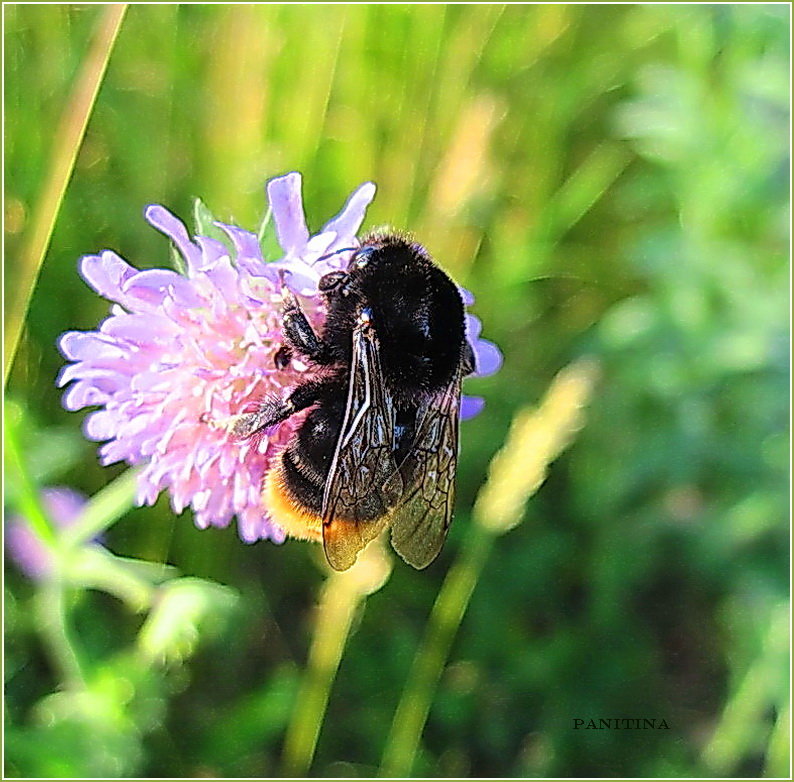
[318,232,433,303]
[348,232,430,274]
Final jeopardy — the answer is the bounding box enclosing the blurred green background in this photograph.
[4,4,790,778]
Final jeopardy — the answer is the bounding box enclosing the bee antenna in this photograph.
[313,246,358,266]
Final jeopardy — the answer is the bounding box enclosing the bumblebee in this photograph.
[233,232,475,571]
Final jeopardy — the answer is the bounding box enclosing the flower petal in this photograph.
[79,251,138,301]
[473,339,503,377]
[57,331,125,361]
[84,410,118,441]
[194,236,231,270]
[145,205,202,273]
[100,312,177,343]
[202,256,240,302]
[460,395,485,420]
[122,269,205,308]
[465,314,483,342]
[322,181,377,241]
[268,260,320,296]
[214,223,266,273]
[57,364,126,389]
[267,172,309,255]
[63,380,110,411]
[459,286,475,306]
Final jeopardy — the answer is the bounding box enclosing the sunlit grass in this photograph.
[4,4,789,777]
[381,359,599,776]
[281,542,392,777]
[3,4,127,387]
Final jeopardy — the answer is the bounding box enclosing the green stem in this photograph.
[380,526,493,777]
[7,408,84,688]
[380,360,597,777]
[280,572,364,776]
[7,413,138,687]
[281,542,391,776]
[3,3,127,387]
[701,603,789,775]
[4,407,56,544]
[35,578,86,690]
[765,697,790,778]
[61,468,140,549]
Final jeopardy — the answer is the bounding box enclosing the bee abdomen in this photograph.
[281,447,325,515]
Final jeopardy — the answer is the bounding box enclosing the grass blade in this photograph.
[3,3,128,387]
[380,359,598,776]
[281,541,392,776]
[4,405,56,544]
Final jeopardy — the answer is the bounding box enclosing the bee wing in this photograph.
[389,367,463,569]
[322,313,404,571]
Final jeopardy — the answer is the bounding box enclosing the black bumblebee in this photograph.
[233,231,475,571]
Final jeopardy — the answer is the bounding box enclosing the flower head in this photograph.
[5,487,90,580]
[58,173,501,543]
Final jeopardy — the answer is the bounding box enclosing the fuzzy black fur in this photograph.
[247,232,468,517]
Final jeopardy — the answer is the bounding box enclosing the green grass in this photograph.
[4,4,790,777]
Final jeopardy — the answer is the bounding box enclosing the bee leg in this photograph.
[281,293,334,365]
[230,396,289,439]
[274,345,293,369]
[230,380,326,439]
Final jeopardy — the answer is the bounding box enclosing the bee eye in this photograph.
[318,271,347,292]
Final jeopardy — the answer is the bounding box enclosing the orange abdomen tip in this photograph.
[263,463,323,542]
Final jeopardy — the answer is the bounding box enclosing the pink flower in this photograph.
[5,488,90,580]
[58,173,501,543]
